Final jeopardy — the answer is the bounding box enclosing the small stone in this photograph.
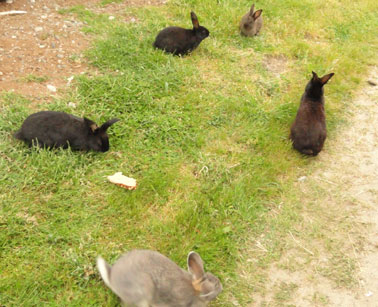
[298,176,307,182]
[67,76,74,85]
[365,291,373,297]
[0,72,3,76]
[35,27,43,32]
[47,85,57,92]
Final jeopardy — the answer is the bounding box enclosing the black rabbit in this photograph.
[14,111,119,152]
[290,71,334,156]
[153,11,209,56]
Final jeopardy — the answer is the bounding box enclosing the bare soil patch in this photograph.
[248,67,378,306]
[0,0,165,102]
[0,0,91,100]
[263,54,288,76]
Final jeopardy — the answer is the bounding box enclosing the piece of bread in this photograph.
[107,172,137,190]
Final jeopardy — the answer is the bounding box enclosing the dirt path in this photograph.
[331,68,378,307]
[250,68,378,306]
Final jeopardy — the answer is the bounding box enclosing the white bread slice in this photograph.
[107,172,137,190]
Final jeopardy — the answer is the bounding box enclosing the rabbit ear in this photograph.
[191,11,199,29]
[319,73,334,85]
[249,3,255,15]
[311,71,319,80]
[187,251,205,281]
[84,117,98,134]
[99,118,120,132]
[252,9,262,20]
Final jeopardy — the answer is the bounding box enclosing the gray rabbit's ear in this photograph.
[84,117,98,133]
[187,251,205,281]
[249,3,255,16]
[320,73,334,85]
[252,9,262,20]
[191,11,199,29]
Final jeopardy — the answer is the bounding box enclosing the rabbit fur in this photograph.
[97,250,222,307]
[14,111,119,152]
[290,71,334,156]
[153,11,209,56]
[240,3,263,37]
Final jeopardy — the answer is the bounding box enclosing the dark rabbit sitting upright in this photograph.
[97,249,223,307]
[14,111,119,152]
[240,3,263,37]
[153,11,209,56]
[290,71,334,156]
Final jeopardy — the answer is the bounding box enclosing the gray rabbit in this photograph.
[14,111,119,152]
[240,3,263,37]
[97,250,222,306]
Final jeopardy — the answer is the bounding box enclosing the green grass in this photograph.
[1,0,378,305]
[20,74,49,83]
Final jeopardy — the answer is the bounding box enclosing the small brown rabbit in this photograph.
[290,71,334,156]
[97,250,222,307]
[240,3,263,37]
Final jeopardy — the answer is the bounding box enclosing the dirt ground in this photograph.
[0,0,90,99]
[0,0,165,100]
[307,68,378,306]
[252,68,378,306]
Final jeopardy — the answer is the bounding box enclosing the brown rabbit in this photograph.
[240,3,263,36]
[290,71,334,156]
[97,250,222,307]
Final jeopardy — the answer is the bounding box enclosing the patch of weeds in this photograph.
[312,292,330,305]
[274,282,298,303]
[319,251,357,288]
[20,74,49,83]
[69,54,82,63]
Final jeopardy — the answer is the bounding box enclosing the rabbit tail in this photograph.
[97,257,112,288]
[301,148,316,156]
